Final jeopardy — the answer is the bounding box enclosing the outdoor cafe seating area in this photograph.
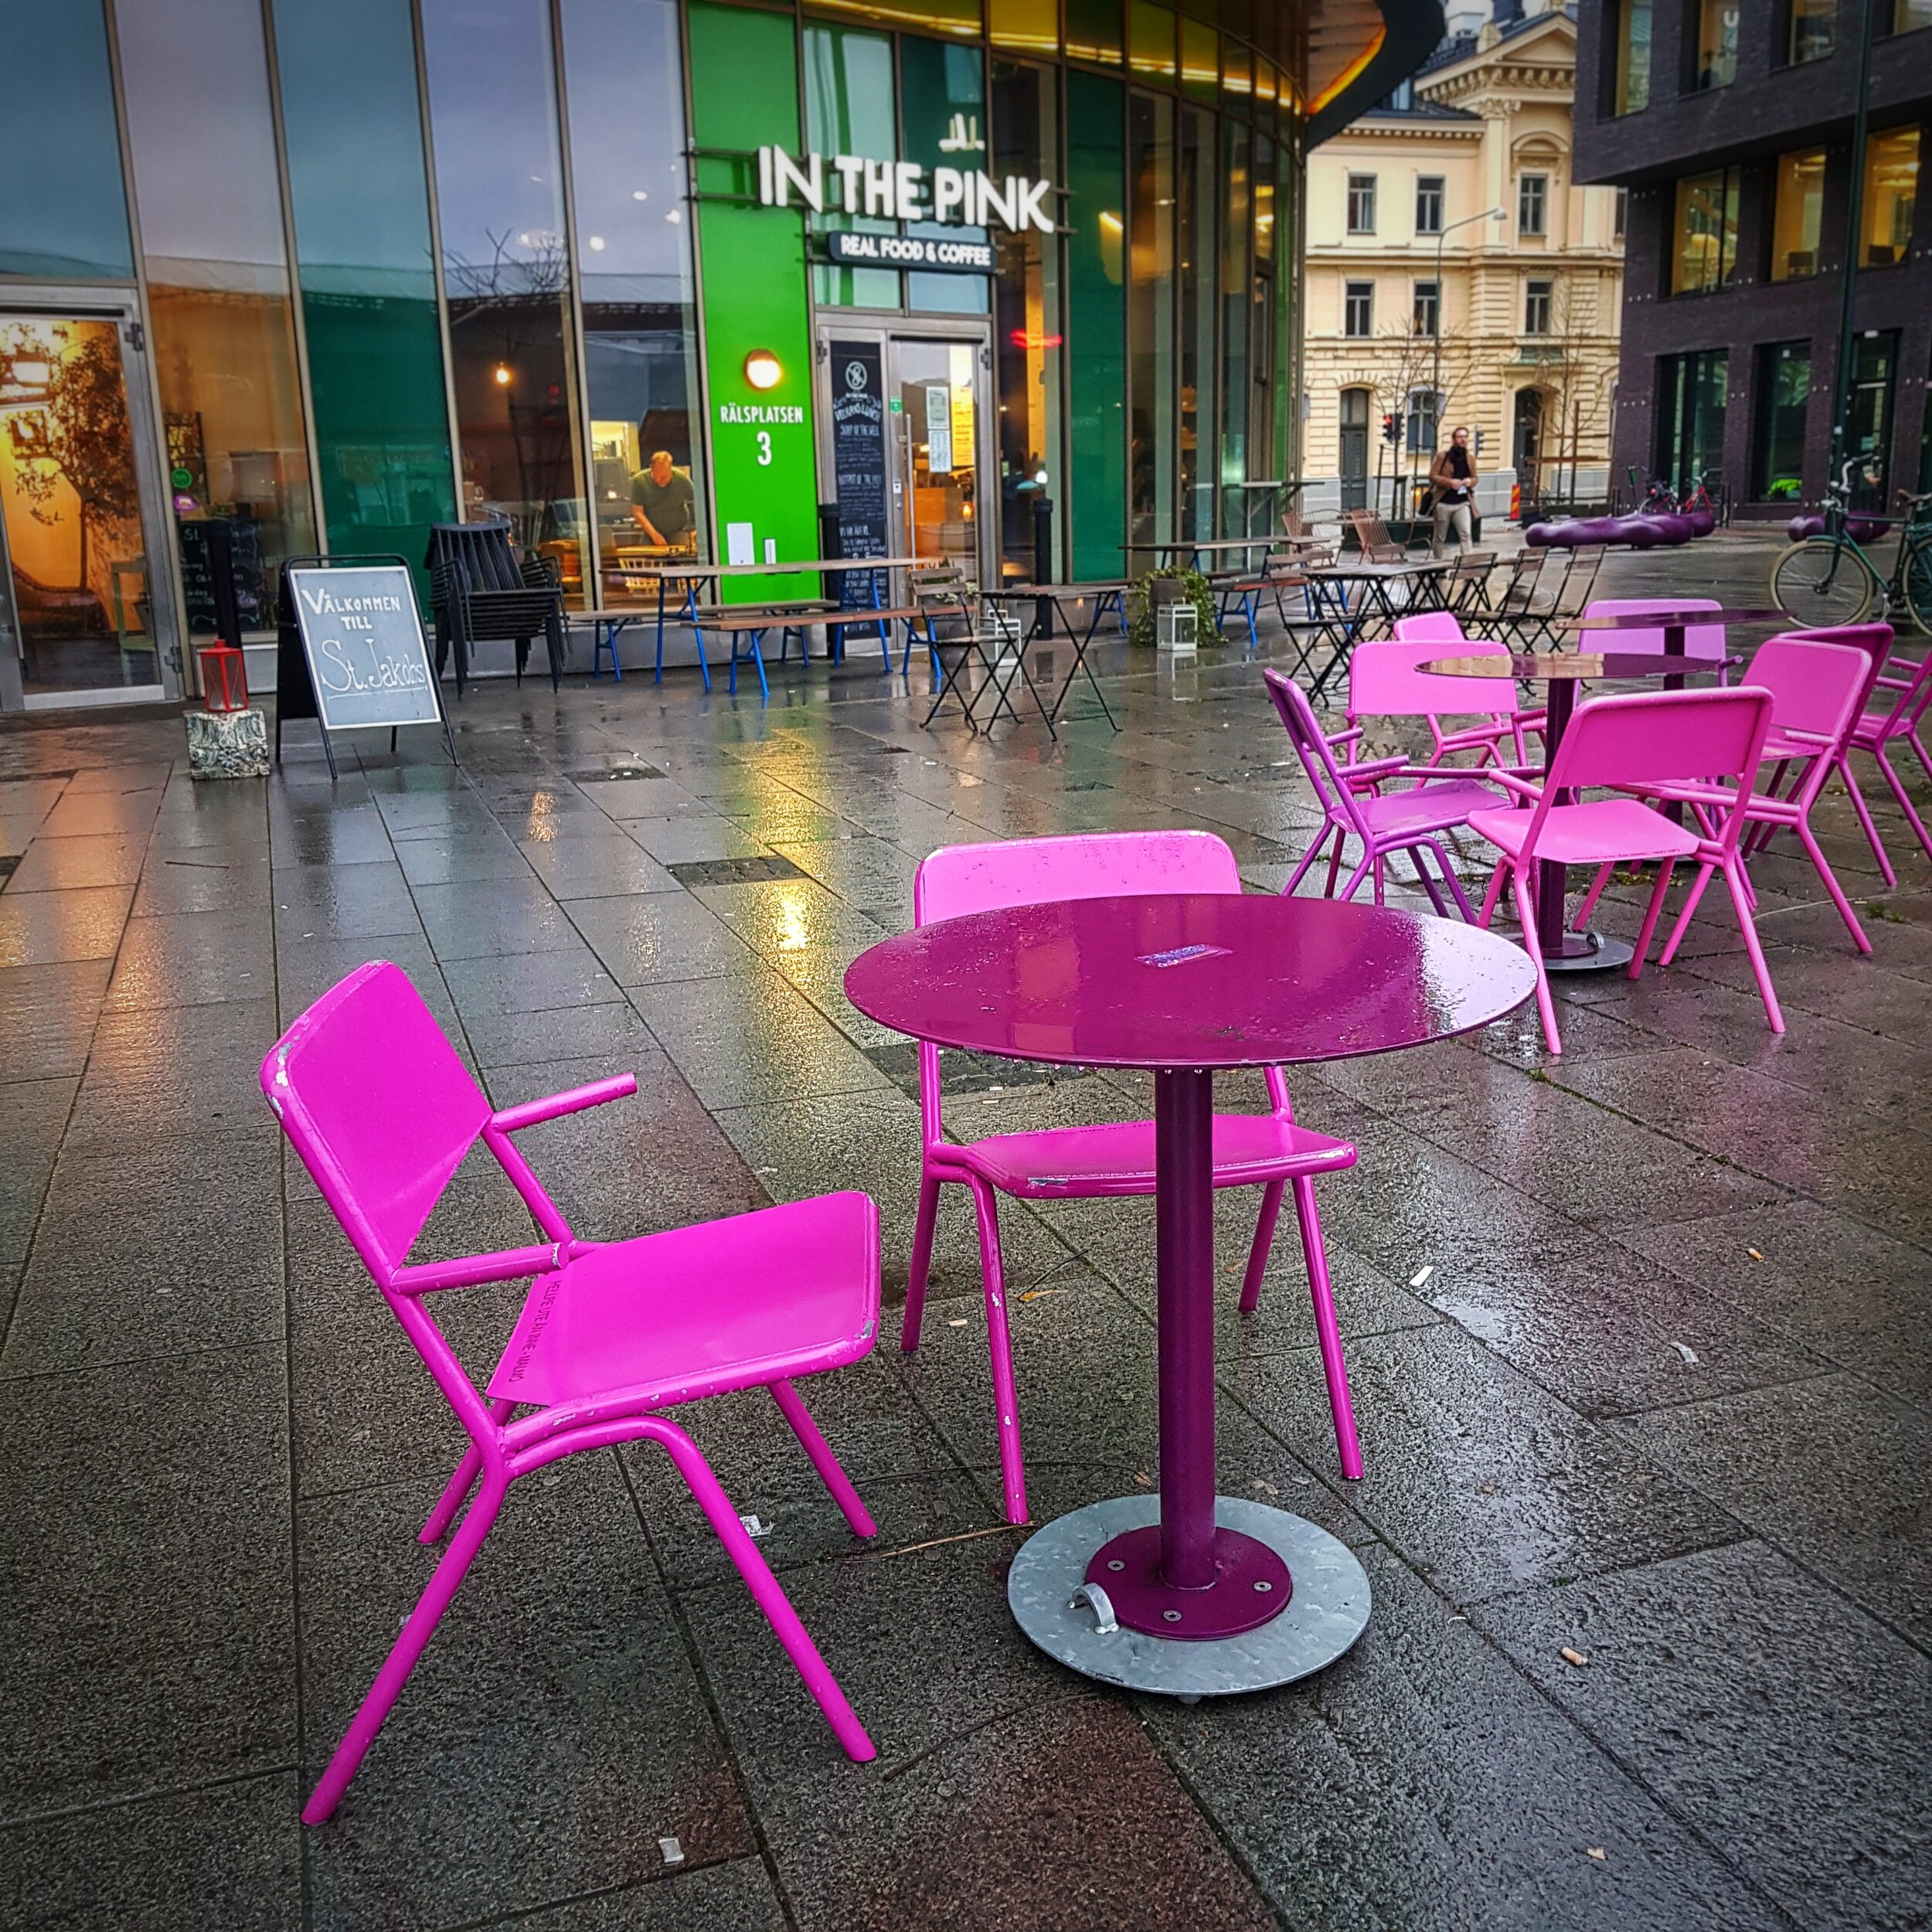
[2,521,1928,1929]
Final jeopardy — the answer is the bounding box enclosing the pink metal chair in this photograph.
[263,961,880,1821]
[1596,636,1872,954]
[1265,666,1502,919]
[1581,598,1730,682]
[1383,612,1539,769]
[902,831,1363,1525]
[1466,687,1781,1054]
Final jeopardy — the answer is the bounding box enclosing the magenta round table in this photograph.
[845,893,1536,1696]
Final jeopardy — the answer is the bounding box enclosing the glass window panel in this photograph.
[804,25,900,309]
[989,0,1060,53]
[1672,168,1739,293]
[1346,173,1376,233]
[1616,0,1652,114]
[1416,175,1445,235]
[423,0,589,597]
[1518,174,1547,236]
[1525,277,1553,333]
[1127,90,1175,543]
[1219,114,1249,526]
[1752,342,1809,500]
[1067,0,1125,63]
[1255,59,1278,107]
[1862,125,1920,267]
[1850,332,1897,505]
[1344,281,1372,336]
[1894,0,1932,30]
[1129,2,1178,81]
[1655,348,1726,492]
[274,0,455,574]
[1180,19,1219,99]
[1222,41,1251,104]
[993,59,1064,578]
[1770,149,1825,281]
[1789,0,1835,62]
[117,0,314,634]
[1413,279,1440,335]
[1695,0,1739,89]
[807,0,981,32]
[559,0,708,603]
[0,2,131,281]
[903,36,992,312]
[1249,124,1276,483]
[1178,102,1217,539]
[1066,70,1126,577]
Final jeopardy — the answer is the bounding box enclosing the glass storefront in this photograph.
[0,0,1322,706]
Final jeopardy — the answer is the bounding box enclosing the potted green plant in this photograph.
[1130,566,1219,648]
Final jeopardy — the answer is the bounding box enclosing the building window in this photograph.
[1615,188,1629,238]
[1770,149,1825,281]
[1672,168,1740,293]
[1752,342,1810,501]
[1406,387,1441,454]
[1657,348,1728,491]
[1893,0,1932,32]
[1525,277,1554,334]
[1413,279,1440,336]
[1616,0,1654,113]
[1787,0,1835,62]
[1416,175,1444,234]
[1344,280,1373,336]
[1696,0,1740,89]
[1346,173,1377,233]
[1339,385,1370,509]
[1519,173,1548,236]
[1850,332,1899,505]
[1862,125,1921,266]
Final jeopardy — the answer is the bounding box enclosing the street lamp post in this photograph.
[1429,206,1508,456]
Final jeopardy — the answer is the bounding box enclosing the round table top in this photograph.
[844,894,1537,1070]
[1423,651,1727,682]
[1562,607,1787,630]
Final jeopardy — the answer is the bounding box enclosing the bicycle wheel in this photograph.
[1771,539,1876,627]
[1904,536,1932,633]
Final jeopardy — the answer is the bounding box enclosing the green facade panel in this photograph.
[689,0,821,603]
[1066,70,1127,582]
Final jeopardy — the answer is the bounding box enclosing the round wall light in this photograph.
[492,362,512,386]
[743,349,783,392]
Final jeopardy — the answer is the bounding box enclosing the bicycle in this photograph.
[1770,461,1932,630]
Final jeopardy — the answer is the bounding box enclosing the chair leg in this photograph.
[1372,855,1386,905]
[1572,861,1616,933]
[420,1399,514,1543]
[304,1472,509,1823]
[1292,1177,1363,1479]
[1722,857,1784,1034]
[1422,838,1477,921]
[1511,868,1562,1054]
[1478,856,1509,929]
[1283,825,1331,897]
[770,1379,877,1538]
[1324,826,1349,897]
[1797,821,1873,954]
[1842,755,1897,886]
[968,1176,1029,1526]
[1658,861,1715,967]
[903,1172,941,1354]
[1407,844,1450,917]
[1240,1180,1284,1315]
[1873,744,1932,861]
[643,1420,875,1763]
[1628,858,1676,979]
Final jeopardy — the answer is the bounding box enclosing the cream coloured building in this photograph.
[1300,1,1624,525]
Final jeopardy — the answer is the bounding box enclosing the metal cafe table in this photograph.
[1298,558,1453,694]
[845,893,1534,1697]
[976,583,1130,731]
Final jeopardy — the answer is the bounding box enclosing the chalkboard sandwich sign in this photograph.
[276,556,455,776]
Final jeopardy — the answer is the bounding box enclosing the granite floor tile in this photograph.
[102,905,275,1012]
[0,1075,75,1274]
[439,942,624,1018]
[1469,1539,1932,1932]
[4,828,148,893]
[563,889,757,985]
[0,957,104,1083]
[0,883,132,968]
[410,875,587,960]
[502,1859,790,1932]
[133,845,273,917]
[65,997,278,1146]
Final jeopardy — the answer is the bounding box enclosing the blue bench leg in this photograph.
[694,630,712,692]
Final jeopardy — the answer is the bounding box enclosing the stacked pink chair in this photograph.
[1465,687,1782,1054]
[263,961,881,1821]
[1266,667,1503,918]
[901,831,1363,1526]
[1383,611,1541,769]
[1580,598,1731,682]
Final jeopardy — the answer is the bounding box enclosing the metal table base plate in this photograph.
[1009,1495,1371,1696]
[1543,930,1637,975]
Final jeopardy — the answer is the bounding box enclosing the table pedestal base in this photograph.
[1089,1523,1292,1638]
[1009,1495,1370,1696]
[1542,930,1636,975]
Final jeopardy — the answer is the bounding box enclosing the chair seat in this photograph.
[953,1114,1356,1199]
[1360,777,1503,838]
[488,1192,879,1413]
[1468,798,1702,866]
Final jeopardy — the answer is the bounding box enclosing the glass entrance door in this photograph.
[0,315,169,707]
[891,338,985,580]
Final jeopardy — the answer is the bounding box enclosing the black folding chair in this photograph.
[424,519,566,696]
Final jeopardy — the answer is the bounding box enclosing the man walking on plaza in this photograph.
[1429,425,1478,557]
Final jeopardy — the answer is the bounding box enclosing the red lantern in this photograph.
[198,640,248,714]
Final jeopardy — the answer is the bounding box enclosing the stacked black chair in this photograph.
[424,519,566,695]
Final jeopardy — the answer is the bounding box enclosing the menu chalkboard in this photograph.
[828,339,889,609]
[286,563,443,732]
[177,515,264,636]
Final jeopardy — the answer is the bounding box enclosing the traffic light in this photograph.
[1382,414,1400,447]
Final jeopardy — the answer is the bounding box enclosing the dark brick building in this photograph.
[1574,0,1932,519]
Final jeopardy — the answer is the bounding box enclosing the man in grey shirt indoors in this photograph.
[630,451,695,549]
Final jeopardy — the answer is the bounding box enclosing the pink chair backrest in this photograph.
[1782,623,1894,716]
[263,960,490,1282]
[1583,597,1726,662]
[1744,637,1869,751]
[1263,668,1370,842]
[914,828,1241,926]
[1548,686,1773,797]
[1363,617,1518,719]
